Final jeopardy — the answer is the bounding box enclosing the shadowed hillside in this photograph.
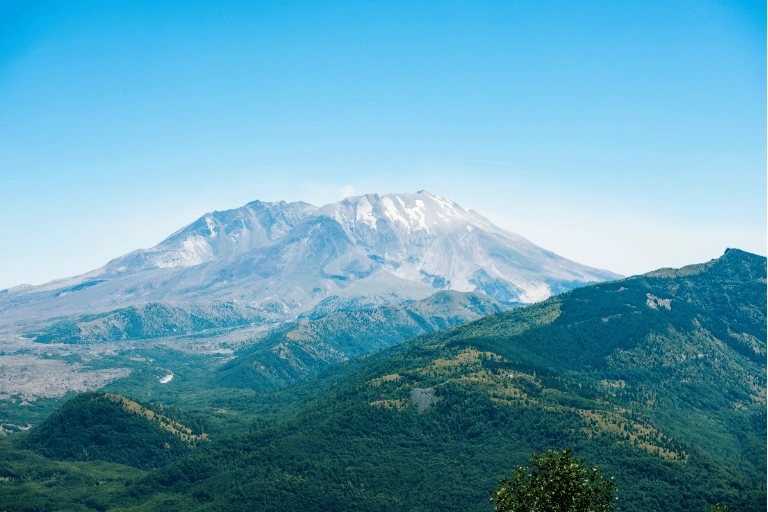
[21,392,208,470]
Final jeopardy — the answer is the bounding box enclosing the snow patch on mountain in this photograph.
[355,196,377,230]
[155,235,215,268]
[0,191,621,325]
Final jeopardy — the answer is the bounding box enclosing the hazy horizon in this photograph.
[1,0,765,289]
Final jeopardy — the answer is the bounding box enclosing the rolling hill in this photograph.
[21,392,208,470]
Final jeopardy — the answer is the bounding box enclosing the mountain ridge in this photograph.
[0,191,619,327]
[216,289,510,390]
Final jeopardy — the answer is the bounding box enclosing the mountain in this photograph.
[216,290,510,390]
[0,199,318,325]
[26,301,267,345]
[0,191,619,326]
[20,392,207,470]
[106,199,319,273]
[17,290,509,400]
[87,249,763,511]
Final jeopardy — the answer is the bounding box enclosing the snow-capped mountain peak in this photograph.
[317,191,494,240]
[0,191,621,324]
[103,200,318,274]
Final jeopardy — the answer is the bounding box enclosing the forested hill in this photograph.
[21,392,208,470]
[27,301,265,344]
[424,248,767,472]
[110,249,765,511]
[216,290,509,390]
[438,246,765,382]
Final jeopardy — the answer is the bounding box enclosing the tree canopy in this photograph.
[490,447,619,512]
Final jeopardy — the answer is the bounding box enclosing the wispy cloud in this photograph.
[339,184,355,199]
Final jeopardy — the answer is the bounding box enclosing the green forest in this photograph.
[0,249,764,511]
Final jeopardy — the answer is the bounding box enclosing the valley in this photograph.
[0,289,509,429]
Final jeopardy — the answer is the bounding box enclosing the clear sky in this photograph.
[0,0,765,289]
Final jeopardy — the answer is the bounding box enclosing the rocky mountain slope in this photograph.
[0,191,619,326]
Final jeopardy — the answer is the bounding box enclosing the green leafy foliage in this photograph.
[490,448,618,512]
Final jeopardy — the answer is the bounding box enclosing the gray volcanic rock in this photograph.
[103,199,318,274]
[0,191,620,325]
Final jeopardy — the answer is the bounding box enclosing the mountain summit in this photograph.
[311,191,616,302]
[0,191,619,323]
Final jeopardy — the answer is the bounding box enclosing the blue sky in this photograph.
[0,0,765,288]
